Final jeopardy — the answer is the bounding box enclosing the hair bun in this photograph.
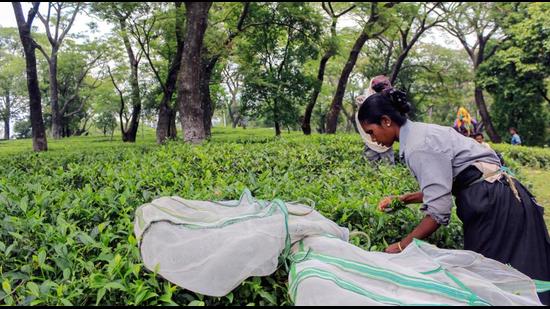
[372,82,388,93]
[384,88,411,114]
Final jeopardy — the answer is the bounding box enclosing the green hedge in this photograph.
[0,130,464,306]
[492,143,550,169]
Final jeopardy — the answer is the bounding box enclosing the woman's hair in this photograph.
[357,88,411,126]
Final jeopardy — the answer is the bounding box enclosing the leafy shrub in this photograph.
[13,120,32,139]
[0,129,466,305]
[492,143,550,169]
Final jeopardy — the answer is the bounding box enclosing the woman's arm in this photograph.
[378,191,423,211]
[385,215,440,253]
[398,191,423,204]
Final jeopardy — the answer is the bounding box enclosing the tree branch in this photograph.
[540,87,550,104]
[64,96,87,118]
[483,24,499,43]
[107,65,127,133]
[235,2,250,32]
[322,2,332,17]
[36,3,55,45]
[400,63,438,73]
[440,25,474,60]
[54,2,61,41]
[132,16,165,92]
[328,2,335,16]
[224,2,250,48]
[34,42,51,64]
[60,52,103,115]
[27,2,41,26]
[58,3,81,45]
[335,4,356,18]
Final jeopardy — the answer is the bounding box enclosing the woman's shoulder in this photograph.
[405,122,460,154]
[410,121,458,140]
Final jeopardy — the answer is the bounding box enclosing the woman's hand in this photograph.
[385,241,404,254]
[378,195,397,211]
[378,192,424,212]
[384,216,441,254]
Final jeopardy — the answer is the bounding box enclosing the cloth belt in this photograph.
[452,165,521,202]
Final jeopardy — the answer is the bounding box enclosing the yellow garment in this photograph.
[456,107,472,129]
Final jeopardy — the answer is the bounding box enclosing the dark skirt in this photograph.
[454,171,550,305]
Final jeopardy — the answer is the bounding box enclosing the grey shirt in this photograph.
[398,120,501,225]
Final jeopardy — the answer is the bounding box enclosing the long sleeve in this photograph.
[405,149,454,225]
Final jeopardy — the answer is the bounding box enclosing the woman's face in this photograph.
[360,119,396,148]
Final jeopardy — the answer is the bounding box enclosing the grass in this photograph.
[522,167,550,232]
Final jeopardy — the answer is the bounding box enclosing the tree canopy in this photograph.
[2,1,548,147]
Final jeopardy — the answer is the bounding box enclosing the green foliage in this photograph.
[13,119,32,139]
[94,112,117,137]
[236,3,323,133]
[0,27,27,134]
[0,128,464,305]
[384,197,407,213]
[492,143,550,169]
[398,44,475,125]
[478,2,550,146]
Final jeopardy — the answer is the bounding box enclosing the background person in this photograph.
[355,75,395,164]
[453,107,478,137]
[510,127,522,145]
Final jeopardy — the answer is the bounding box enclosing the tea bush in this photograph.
[492,143,550,169]
[2,128,522,306]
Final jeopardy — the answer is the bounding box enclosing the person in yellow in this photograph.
[453,107,478,137]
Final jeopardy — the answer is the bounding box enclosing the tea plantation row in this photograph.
[0,129,547,305]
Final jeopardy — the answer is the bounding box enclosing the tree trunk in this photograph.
[340,106,358,133]
[390,44,415,85]
[12,2,47,151]
[199,3,249,137]
[3,93,10,140]
[228,93,240,128]
[123,62,141,142]
[156,3,184,144]
[169,109,177,139]
[302,50,333,135]
[390,25,430,85]
[49,50,64,139]
[275,120,281,136]
[474,86,501,143]
[157,99,172,143]
[200,55,218,139]
[119,18,141,143]
[325,32,369,133]
[157,98,178,142]
[178,2,212,143]
[318,113,326,133]
[232,100,241,129]
[232,118,240,128]
[473,39,501,143]
[3,117,9,140]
